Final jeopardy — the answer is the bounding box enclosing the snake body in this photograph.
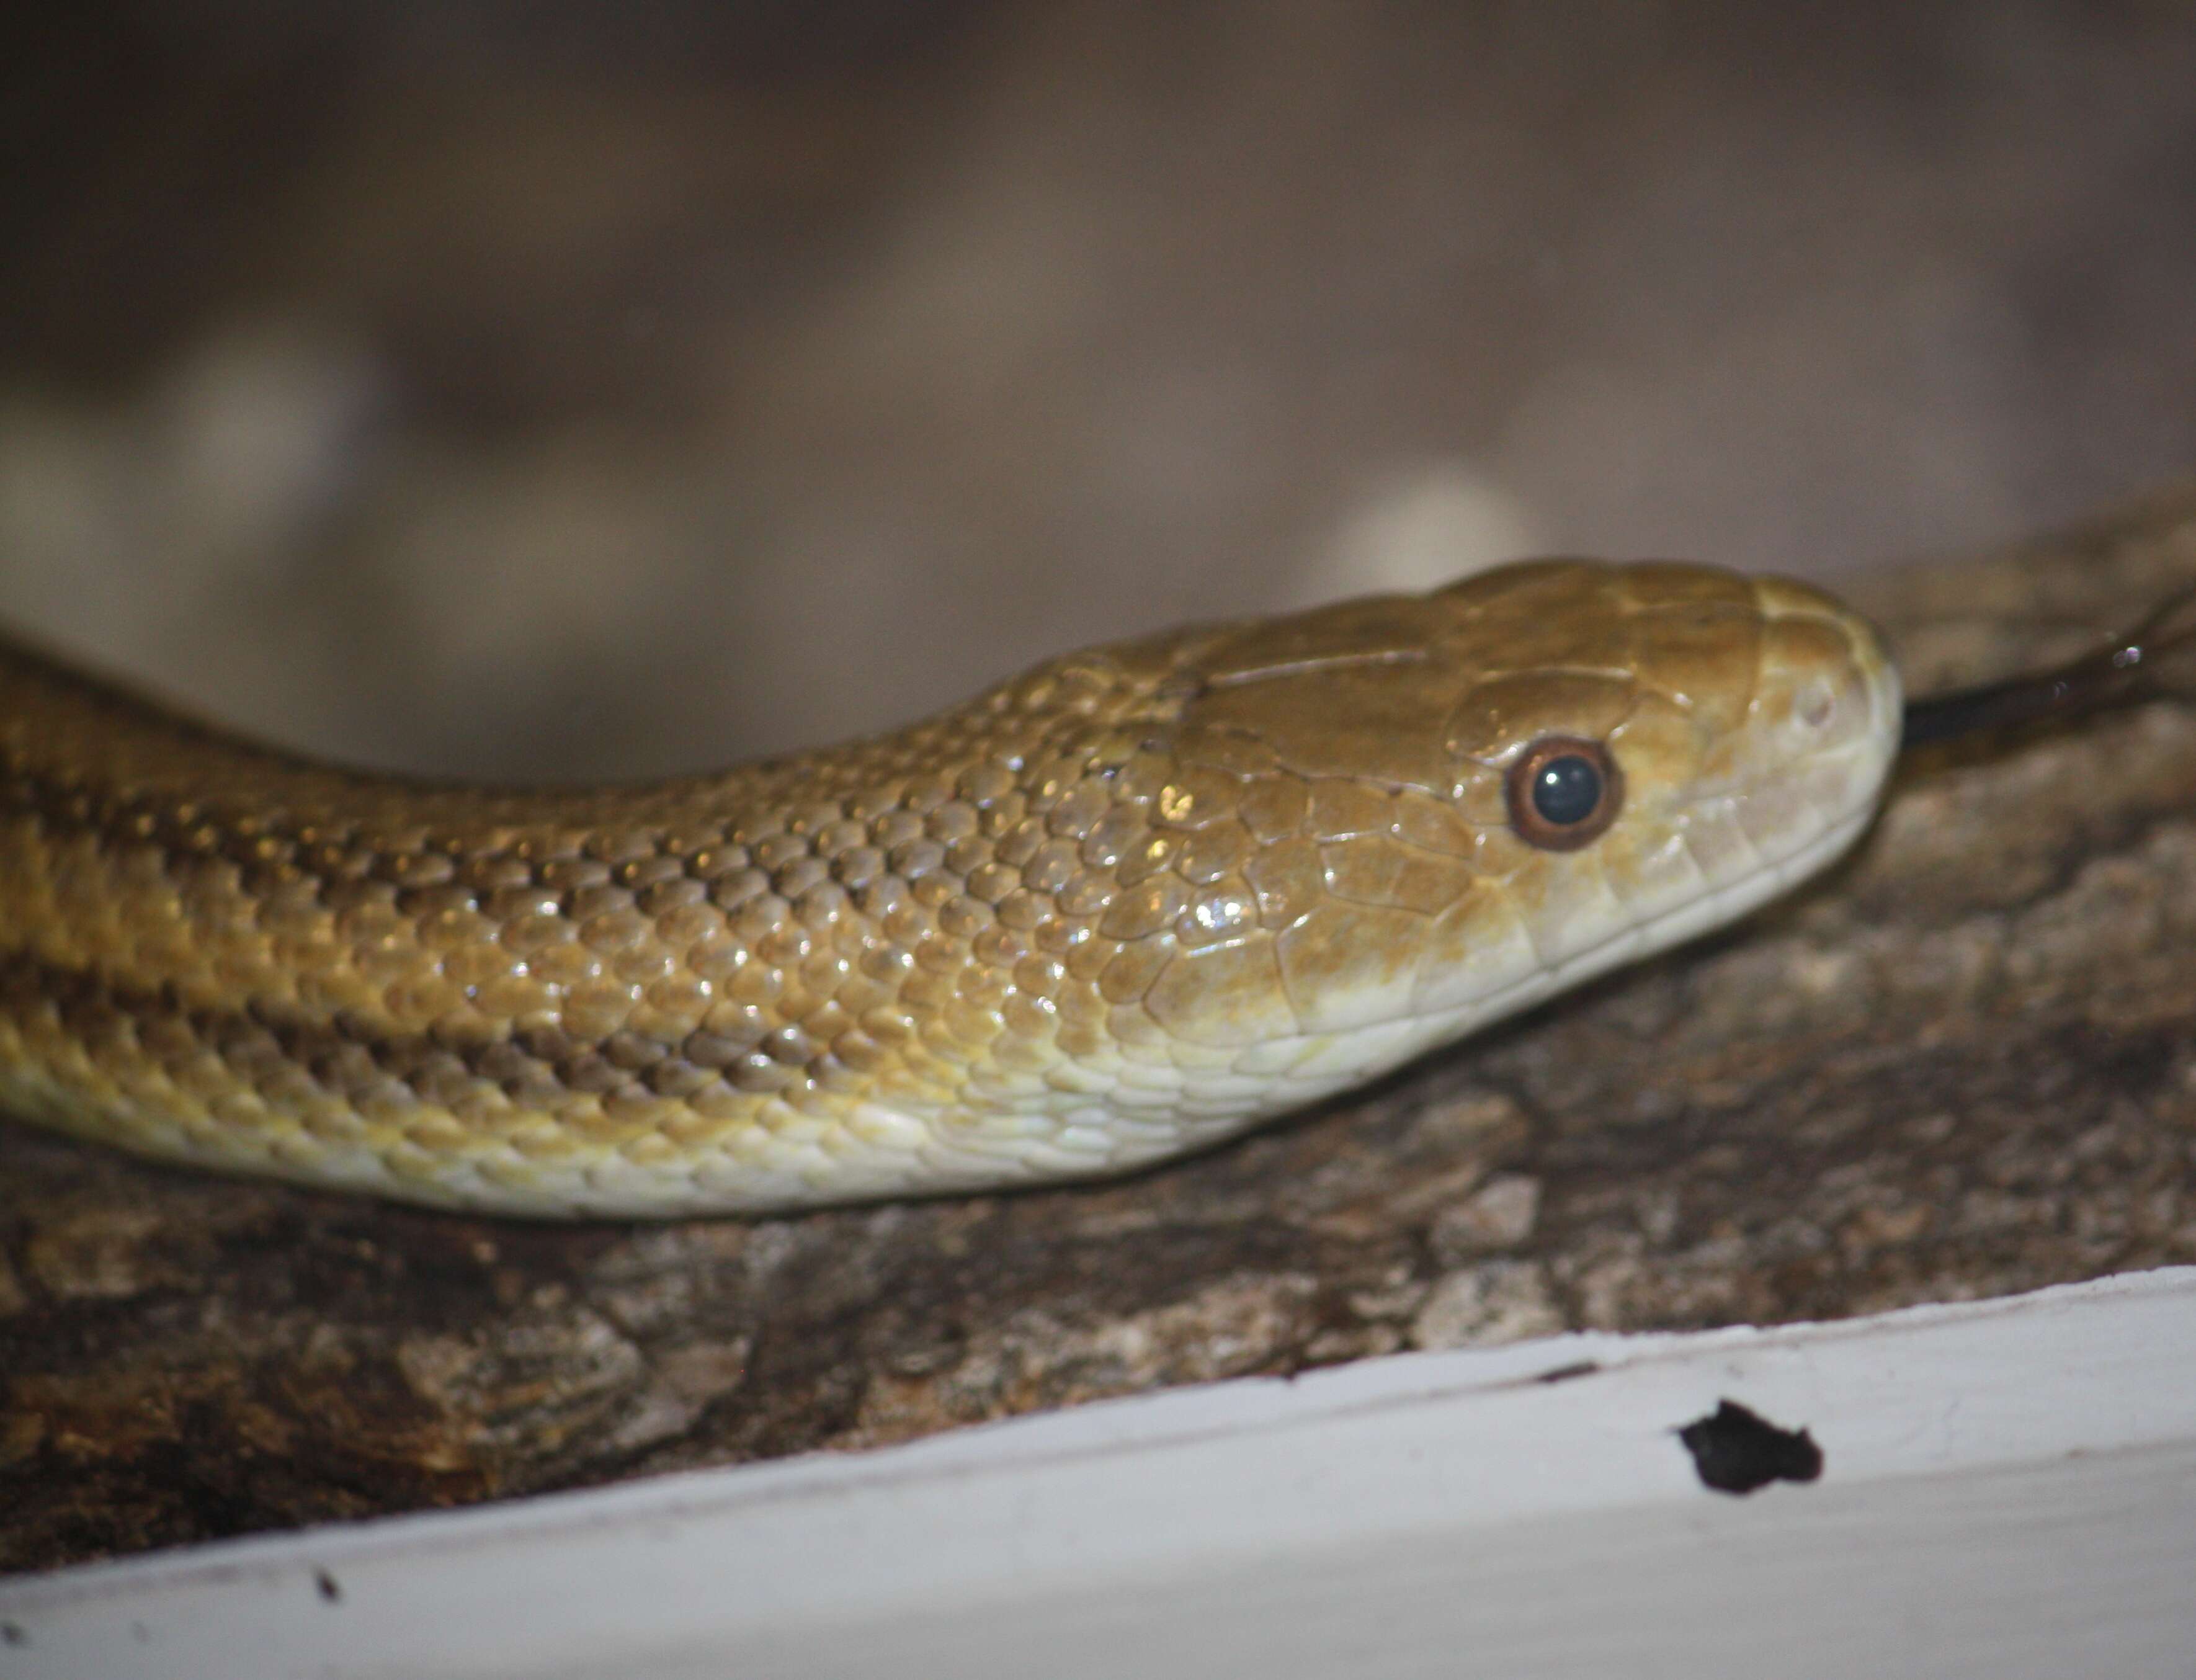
[0,560,1899,1215]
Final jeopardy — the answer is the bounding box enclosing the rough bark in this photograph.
[6,488,2196,1573]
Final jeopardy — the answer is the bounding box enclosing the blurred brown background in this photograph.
[4,1,2194,780]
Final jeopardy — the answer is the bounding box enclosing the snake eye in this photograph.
[1506,737,1623,851]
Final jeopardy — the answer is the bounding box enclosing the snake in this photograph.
[4,555,2169,1219]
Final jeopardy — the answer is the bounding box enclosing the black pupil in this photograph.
[1531,755,1603,826]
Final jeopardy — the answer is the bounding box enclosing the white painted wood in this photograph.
[6,1267,2195,1680]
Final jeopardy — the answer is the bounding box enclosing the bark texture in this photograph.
[6,489,2196,1572]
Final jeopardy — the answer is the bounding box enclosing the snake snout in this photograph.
[1741,581,1904,831]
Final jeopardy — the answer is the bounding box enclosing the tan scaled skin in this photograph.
[0,560,1901,1216]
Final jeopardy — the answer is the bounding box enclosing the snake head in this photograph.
[1134,559,1901,1081]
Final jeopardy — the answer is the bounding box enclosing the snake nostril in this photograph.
[1796,677,1837,730]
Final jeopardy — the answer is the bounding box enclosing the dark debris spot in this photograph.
[313,1566,342,1603]
[2,1619,26,1645]
[1677,1398,1823,1495]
